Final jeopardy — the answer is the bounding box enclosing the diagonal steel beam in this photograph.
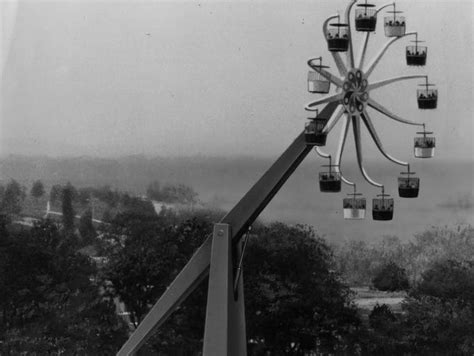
[117,101,340,355]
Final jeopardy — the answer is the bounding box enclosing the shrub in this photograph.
[372,261,409,291]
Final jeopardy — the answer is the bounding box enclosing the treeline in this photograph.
[335,225,474,285]
[146,180,198,204]
[334,226,474,354]
[0,178,198,223]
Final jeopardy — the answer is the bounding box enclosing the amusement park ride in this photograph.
[118,1,437,354]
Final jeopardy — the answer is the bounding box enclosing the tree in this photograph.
[372,261,410,292]
[1,179,23,215]
[62,182,75,232]
[146,180,162,201]
[400,260,474,354]
[146,181,198,204]
[30,180,45,198]
[160,183,198,204]
[49,184,63,203]
[0,220,128,354]
[78,208,97,245]
[244,223,362,355]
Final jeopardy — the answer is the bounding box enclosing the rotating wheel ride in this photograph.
[305,0,438,221]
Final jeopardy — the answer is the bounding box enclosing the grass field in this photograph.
[352,286,406,321]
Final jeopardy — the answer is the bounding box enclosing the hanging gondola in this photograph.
[355,1,377,32]
[406,33,427,66]
[326,17,349,52]
[307,57,331,94]
[414,124,436,158]
[305,109,328,146]
[319,158,341,192]
[398,166,420,198]
[384,4,406,37]
[417,78,437,109]
[372,187,394,220]
[319,171,341,192]
[343,186,366,219]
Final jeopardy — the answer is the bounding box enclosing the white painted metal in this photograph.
[367,98,424,127]
[344,0,357,68]
[361,111,408,167]
[306,93,343,109]
[368,75,427,91]
[365,32,417,77]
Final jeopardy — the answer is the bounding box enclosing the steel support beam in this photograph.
[203,224,246,356]
[117,101,340,355]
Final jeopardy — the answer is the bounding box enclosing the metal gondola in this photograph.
[307,57,331,94]
[343,185,366,219]
[326,17,350,52]
[355,0,377,32]
[305,109,328,146]
[398,166,420,198]
[372,187,394,221]
[384,4,406,37]
[417,77,438,109]
[406,33,427,66]
[414,124,436,158]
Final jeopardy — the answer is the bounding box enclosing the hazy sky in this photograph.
[1,0,473,160]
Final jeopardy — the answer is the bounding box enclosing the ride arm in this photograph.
[365,32,417,77]
[305,93,343,109]
[367,75,427,91]
[352,115,383,188]
[334,114,355,186]
[361,111,408,167]
[117,101,341,355]
[344,0,357,68]
[367,98,424,126]
[322,15,348,76]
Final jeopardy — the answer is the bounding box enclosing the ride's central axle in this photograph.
[342,69,369,114]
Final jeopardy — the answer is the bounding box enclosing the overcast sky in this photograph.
[1,0,473,160]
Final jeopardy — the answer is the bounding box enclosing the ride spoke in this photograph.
[361,111,408,167]
[365,32,417,77]
[334,114,355,186]
[306,93,343,109]
[367,98,423,126]
[352,115,383,188]
[368,75,427,91]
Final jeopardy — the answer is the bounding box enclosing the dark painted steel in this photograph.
[117,101,339,355]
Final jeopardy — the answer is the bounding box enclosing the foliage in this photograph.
[0,220,128,354]
[372,261,409,292]
[1,179,24,216]
[146,180,198,204]
[369,304,397,330]
[78,208,97,245]
[335,226,474,285]
[102,209,212,353]
[49,184,63,203]
[244,223,362,355]
[62,182,76,232]
[410,259,474,301]
[121,196,156,217]
[30,180,45,198]
[397,260,474,354]
[334,236,409,286]
[102,214,363,355]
